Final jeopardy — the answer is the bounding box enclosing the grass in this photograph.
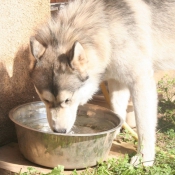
[16,76,175,175]
[16,152,175,175]
[156,75,175,161]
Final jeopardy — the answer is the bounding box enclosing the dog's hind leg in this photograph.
[108,79,130,122]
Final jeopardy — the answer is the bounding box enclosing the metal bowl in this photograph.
[9,101,123,169]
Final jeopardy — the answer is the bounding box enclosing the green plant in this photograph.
[158,75,175,125]
[16,166,64,175]
[16,167,39,175]
[118,128,137,145]
[157,75,175,102]
[18,153,175,175]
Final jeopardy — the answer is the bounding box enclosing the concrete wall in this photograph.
[0,0,50,146]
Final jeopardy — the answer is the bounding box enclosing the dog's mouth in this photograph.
[52,128,67,133]
[45,105,78,134]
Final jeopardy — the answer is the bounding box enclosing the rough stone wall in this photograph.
[0,0,50,146]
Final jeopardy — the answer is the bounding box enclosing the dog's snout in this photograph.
[53,128,67,133]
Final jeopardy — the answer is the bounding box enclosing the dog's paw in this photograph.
[130,155,142,166]
[130,155,154,167]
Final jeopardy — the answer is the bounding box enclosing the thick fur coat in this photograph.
[29,0,175,166]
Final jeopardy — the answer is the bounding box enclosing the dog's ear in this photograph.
[69,42,88,81]
[30,36,46,61]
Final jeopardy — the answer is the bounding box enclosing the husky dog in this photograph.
[29,0,175,166]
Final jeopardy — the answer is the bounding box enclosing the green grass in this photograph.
[16,152,175,175]
[16,76,175,175]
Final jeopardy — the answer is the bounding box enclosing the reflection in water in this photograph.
[17,108,115,134]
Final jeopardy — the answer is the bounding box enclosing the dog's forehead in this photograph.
[54,70,84,92]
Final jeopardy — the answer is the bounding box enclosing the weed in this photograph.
[117,128,137,145]
[158,75,175,125]
[157,75,175,102]
[18,154,175,175]
[15,166,64,175]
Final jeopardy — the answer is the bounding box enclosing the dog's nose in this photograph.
[53,128,67,133]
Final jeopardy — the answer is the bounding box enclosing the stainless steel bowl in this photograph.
[9,102,123,169]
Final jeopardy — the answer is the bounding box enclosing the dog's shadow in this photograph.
[0,46,40,145]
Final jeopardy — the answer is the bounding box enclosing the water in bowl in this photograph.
[18,107,116,134]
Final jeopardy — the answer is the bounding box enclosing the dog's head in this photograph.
[29,35,101,133]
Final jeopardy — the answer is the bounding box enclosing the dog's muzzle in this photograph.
[53,128,67,133]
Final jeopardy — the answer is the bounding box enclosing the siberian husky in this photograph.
[29,0,175,166]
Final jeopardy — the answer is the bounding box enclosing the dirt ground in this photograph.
[0,140,136,175]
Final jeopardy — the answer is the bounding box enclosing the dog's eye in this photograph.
[60,98,71,108]
[65,98,71,104]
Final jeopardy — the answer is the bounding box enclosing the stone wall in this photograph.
[0,0,50,146]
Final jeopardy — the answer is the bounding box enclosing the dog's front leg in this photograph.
[130,75,157,166]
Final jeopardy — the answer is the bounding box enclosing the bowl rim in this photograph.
[9,101,124,137]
